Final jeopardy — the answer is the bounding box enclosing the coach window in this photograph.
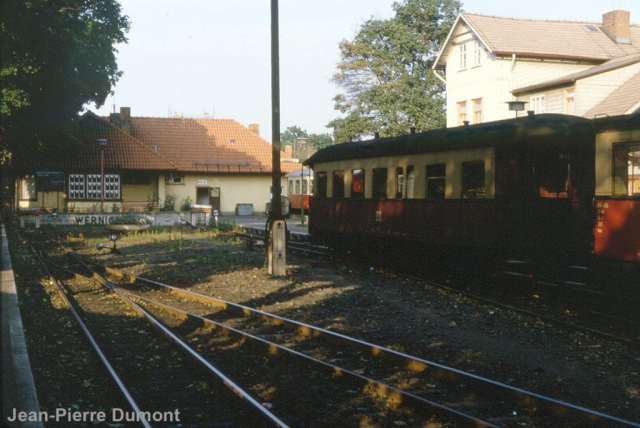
[426,164,446,200]
[333,171,345,198]
[373,168,388,199]
[352,169,365,199]
[406,166,415,199]
[288,179,294,195]
[461,161,485,199]
[613,142,640,196]
[315,172,327,198]
[395,167,404,199]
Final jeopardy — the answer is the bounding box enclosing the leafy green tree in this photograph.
[281,125,333,153]
[280,126,308,147]
[328,0,460,142]
[1,0,130,170]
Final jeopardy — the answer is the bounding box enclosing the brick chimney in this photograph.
[248,124,260,136]
[602,10,631,44]
[119,107,132,134]
[110,107,132,134]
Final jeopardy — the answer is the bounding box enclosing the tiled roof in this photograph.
[66,112,300,175]
[65,112,178,171]
[462,13,640,60]
[108,115,300,174]
[435,12,640,68]
[584,70,640,117]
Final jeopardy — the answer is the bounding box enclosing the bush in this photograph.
[160,194,176,212]
[179,196,193,211]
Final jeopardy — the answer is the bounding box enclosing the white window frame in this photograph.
[473,41,482,67]
[68,174,120,200]
[530,95,546,113]
[459,43,467,70]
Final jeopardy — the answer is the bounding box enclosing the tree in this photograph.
[0,0,130,170]
[328,0,460,142]
[280,125,333,162]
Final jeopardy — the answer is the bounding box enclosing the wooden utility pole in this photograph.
[268,0,286,276]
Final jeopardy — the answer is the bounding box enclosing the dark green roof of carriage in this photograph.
[305,114,602,166]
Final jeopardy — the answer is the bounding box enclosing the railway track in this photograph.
[29,238,288,427]
[27,232,639,427]
[441,260,640,347]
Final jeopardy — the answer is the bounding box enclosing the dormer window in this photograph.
[459,44,467,70]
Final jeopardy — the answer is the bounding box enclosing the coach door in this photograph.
[534,152,573,254]
[209,187,221,212]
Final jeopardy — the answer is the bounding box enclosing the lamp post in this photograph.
[506,100,528,118]
[97,138,107,212]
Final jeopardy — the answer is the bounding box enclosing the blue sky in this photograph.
[89,0,638,142]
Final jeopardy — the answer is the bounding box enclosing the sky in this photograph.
[89,0,639,142]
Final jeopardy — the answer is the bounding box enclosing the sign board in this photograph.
[198,179,208,185]
[36,171,65,192]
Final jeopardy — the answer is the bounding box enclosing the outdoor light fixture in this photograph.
[107,231,120,254]
[97,138,108,211]
[506,100,528,117]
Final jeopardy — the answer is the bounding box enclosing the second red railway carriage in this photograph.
[304,113,640,265]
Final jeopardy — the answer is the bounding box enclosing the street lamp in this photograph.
[506,100,528,118]
[97,138,107,212]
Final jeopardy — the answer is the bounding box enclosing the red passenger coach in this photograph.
[286,168,313,213]
[593,114,640,262]
[304,113,640,267]
[305,114,596,262]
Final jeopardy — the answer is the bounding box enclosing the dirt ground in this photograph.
[7,225,640,426]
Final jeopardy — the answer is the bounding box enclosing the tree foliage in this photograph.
[328,0,460,142]
[0,0,130,170]
[280,125,333,162]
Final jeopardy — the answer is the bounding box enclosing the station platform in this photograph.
[2,224,43,427]
[217,214,310,237]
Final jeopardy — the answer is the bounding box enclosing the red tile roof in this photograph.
[70,111,301,175]
[66,112,178,171]
[122,116,299,174]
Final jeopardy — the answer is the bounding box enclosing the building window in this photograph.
[565,88,575,114]
[613,142,640,196]
[459,43,467,70]
[530,95,546,113]
[165,174,185,185]
[472,98,483,124]
[19,175,36,200]
[457,101,467,126]
[406,166,415,199]
[68,174,120,200]
[351,169,365,199]
[395,167,404,199]
[332,170,345,198]
[315,172,327,198]
[426,164,446,200]
[461,161,485,199]
[372,168,388,199]
[473,41,482,66]
[69,174,85,200]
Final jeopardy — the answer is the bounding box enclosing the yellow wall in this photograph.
[313,147,495,199]
[595,128,640,196]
